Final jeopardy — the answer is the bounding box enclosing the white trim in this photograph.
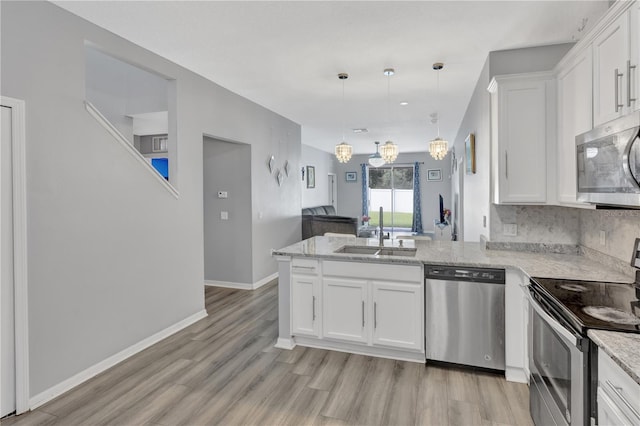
[204,272,278,290]
[1,96,29,415]
[274,338,296,350]
[505,367,529,384]
[84,101,179,199]
[29,309,207,410]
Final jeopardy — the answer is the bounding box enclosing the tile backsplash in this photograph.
[579,209,640,264]
[490,205,640,276]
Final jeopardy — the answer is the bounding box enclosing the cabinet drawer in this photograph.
[291,258,320,275]
[322,260,421,283]
[598,349,640,422]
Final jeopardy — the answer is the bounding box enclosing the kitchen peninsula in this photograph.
[272,235,633,378]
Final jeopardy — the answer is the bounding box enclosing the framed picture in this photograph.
[427,169,442,181]
[465,133,476,175]
[631,237,640,268]
[306,165,315,188]
[345,171,357,182]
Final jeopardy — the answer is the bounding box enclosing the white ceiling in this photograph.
[53,0,609,155]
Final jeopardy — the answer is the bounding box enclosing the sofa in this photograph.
[301,205,358,240]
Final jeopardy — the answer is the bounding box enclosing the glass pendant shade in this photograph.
[368,141,386,167]
[335,141,353,163]
[429,137,448,160]
[380,140,398,163]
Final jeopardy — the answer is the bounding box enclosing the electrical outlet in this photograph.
[221,211,229,220]
[217,191,228,199]
[503,223,518,236]
[599,230,606,246]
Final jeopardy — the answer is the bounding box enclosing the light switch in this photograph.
[221,211,229,220]
[217,191,228,199]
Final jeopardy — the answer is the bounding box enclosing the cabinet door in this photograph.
[291,275,320,337]
[593,12,630,126]
[322,277,368,343]
[495,79,548,203]
[557,48,594,206]
[371,281,423,351]
[631,2,640,113]
[598,388,634,426]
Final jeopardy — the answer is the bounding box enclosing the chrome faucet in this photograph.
[379,206,384,247]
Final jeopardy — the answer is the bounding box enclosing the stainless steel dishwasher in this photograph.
[424,265,506,370]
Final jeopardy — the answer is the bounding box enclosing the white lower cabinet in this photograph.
[371,281,422,351]
[290,260,424,359]
[291,274,320,337]
[322,277,368,343]
[597,349,640,425]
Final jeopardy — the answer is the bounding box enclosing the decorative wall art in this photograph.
[268,155,275,174]
[465,133,476,175]
[427,169,442,182]
[277,170,284,186]
[345,171,357,182]
[284,160,290,177]
[306,166,315,188]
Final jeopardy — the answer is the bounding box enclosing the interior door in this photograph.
[1,105,16,418]
[327,173,337,211]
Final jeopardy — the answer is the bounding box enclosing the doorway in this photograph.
[1,105,16,418]
[1,97,28,416]
[327,173,337,211]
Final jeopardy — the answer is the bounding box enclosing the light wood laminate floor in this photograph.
[2,281,533,426]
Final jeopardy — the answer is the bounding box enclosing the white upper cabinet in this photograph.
[593,6,635,126]
[556,47,594,207]
[488,72,556,204]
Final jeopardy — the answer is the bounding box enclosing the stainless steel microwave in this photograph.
[576,112,640,207]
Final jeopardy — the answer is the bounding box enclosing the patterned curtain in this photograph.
[411,162,423,233]
[361,163,368,219]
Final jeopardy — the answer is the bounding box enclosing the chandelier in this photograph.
[429,137,448,160]
[429,62,448,160]
[368,141,386,167]
[334,72,352,163]
[381,140,399,162]
[335,141,353,163]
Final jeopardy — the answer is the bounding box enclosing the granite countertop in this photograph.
[273,236,633,283]
[588,330,640,385]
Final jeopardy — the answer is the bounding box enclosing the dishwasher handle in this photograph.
[425,266,505,284]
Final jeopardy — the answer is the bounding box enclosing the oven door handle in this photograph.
[528,293,580,346]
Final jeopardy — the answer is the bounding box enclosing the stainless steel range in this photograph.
[528,241,640,426]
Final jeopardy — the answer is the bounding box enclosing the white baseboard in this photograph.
[274,337,296,350]
[29,309,208,410]
[205,272,278,290]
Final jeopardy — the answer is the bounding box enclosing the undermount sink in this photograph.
[334,245,417,257]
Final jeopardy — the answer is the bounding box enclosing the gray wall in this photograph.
[301,144,336,209]
[203,138,253,283]
[334,152,451,232]
[1,0,300,396]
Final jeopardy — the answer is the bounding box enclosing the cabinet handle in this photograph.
[605,380,640,420]
[628,60,637,107]
[292,266,315,271]
[312,296,316,321]
[362,301,365,328]
[505,151,508,179]
[374,302,377,329]
[615,68,624,112]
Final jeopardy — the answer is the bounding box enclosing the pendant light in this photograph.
[368,141,386,168]
[429,62,449,160]
[334,72,353,163]
[380,68,399,163]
